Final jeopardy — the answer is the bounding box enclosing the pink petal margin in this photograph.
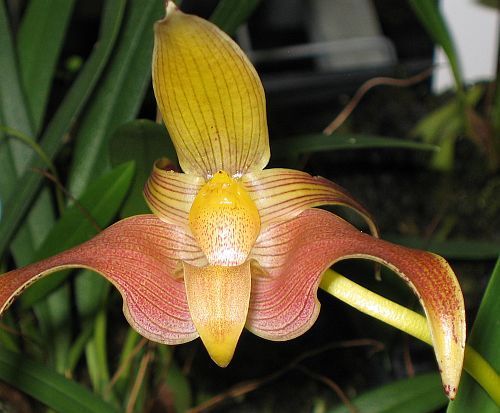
[0,215,207,345]
[247,209,465,393]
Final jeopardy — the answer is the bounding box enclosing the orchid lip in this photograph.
[183,261,252,367]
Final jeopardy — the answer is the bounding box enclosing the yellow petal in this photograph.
[153,2,270,178]
[189,171,260,266]
[183,261,252,367]
[144,158,204,227]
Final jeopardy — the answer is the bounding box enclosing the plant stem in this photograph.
[320,269,500,406]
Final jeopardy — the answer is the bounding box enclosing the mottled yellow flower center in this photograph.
[189,171,260,266]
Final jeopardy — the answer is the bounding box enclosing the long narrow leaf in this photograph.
[68,0,163,197]
[0,3,55,267]
[210,0,262,35]
[84,309,113,395]
[408,0,463,91]
[0,0,126,258]
[0,2,33,146]
[328,373,446,413]
[447,258,500,412]
[386,236,500,260]
[33,284,72,373]
[0,347,118,413]
[493,75,500,141]
[108,119,177,217]
[17,0,76,133]
[271,133,437,158]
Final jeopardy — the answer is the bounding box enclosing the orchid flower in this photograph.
[0,2,465,399]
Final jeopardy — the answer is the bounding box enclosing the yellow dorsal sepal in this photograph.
[189,171,260,266]
[153,2,270,177]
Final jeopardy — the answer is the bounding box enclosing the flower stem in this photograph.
[320,269,500,405]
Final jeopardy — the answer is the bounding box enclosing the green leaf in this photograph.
[447,258,500,413]
[113,328,142,396]
[385,236,500,260]
[75,272,111,326]
[0,0,126,258]
[408,0,463,91]
[74,271,112,397]
[328,373,446,413]
[17,0,76,133]
[0,2,33,142]
[493,75,500,143]
[158,346,192,413]
[411,85,484,171]
[33,284,72,373]
[109,119,177,217]
[68,0,164,198]
[271,133,438,158]
[0,3,55,266]
[412,101,461,145]
[36,162,134,259]
[19,162,135,310]
[84,309,112,395]
[210,0,261,35]
[412,85,483,144]
[0,313,20,353]
[0,347,119,413]
[9,191,55,267]
[65,323,94,374]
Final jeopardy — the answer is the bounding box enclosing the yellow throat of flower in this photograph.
[189,171,260,266]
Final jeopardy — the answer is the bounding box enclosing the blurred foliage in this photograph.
[409,0,500,171]
[448,259,500,413]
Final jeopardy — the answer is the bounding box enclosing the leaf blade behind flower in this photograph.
[328,373,446,413]
[408,0,463,91]
[210,0,261,35]
[17,0,76,133]
[68,0,164,198]
[0,347,119,413]
[0,2,55,267]
[386,236,500,261]
[0,0,126,258]
[447,258,500,413]
[109,119,178,218]
[271,133,438,159]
